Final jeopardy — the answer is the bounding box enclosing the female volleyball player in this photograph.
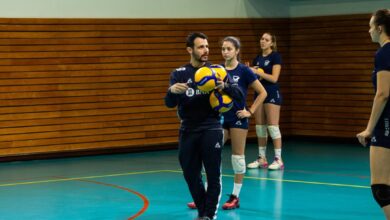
[246,32,285,170]
[357,9,390,219]
[219,36,267,210]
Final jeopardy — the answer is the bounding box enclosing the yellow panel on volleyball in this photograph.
[210,64,227,81]
[209,90,233,113]
[194,67,217,92]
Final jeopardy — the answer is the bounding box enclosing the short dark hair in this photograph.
[186,32,208,48]
[373,9,390,36]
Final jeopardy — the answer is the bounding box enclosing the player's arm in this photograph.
[255,64,281,83]
[357,70,390,146]
[367,70,390,132]
[235,80,267,119]
[249,80,267,114]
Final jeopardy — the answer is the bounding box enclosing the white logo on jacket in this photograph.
[233,76,240,83]
[186,88,195,97]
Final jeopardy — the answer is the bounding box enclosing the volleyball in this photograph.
[209,90,233,113]
[210,64,228,81]
[194,67,217,92]
[257,67,264,74]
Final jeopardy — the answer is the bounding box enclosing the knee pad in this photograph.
[371,184,390,208]
[231,155,246,174]
[256,125,268,138]
[268,125,281,139]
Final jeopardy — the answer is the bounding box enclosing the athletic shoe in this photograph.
[268,157,284,170]
[187,201,197,209]
[222,194,240,210]
[247,157,268,168]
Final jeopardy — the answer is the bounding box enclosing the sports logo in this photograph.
[233,75,240,83]
[176,67,186,71]
[215,142,221,148]
[186,88,195,97]
[264,60,270,66]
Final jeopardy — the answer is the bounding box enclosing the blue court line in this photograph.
[0,169,370,189]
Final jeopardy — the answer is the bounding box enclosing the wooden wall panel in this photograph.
[0,18,289,157]
[0,14,374,158]
[288,14,374,138]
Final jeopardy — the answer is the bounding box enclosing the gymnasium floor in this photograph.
[0,139,384,220]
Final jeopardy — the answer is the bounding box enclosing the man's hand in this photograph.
[169,83,189,94]
[215,78,225,90]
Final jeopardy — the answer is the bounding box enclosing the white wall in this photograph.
[1,0,388,19]
[290,0,390,17]
[0,0,289,18]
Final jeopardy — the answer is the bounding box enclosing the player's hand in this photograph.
[356,129,372,147]
[169,83,188,94]
[236,109,251,119]
[215,78,225,90]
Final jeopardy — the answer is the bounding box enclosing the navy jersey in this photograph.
[371,42,390,147]
[252,51,282,88]
[222,63,257,122]
[164,63,244,131]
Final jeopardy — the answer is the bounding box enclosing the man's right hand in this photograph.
[169,83,189,94]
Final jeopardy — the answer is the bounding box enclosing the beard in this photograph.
[193,52,208,63]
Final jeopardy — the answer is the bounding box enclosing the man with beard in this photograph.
[165,32,243,220]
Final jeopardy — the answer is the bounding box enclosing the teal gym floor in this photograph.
[0,139,383,220]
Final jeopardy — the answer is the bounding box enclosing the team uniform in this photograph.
[371,42,390,149]
[248,51,284,171]
[164,63,243,219]
[222,63,258,130]
[369,42,390,210]
[252,51,282,105]
[219,63,258,210]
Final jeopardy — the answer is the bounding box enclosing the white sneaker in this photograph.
[268,157,284,170]
[247,157,268,169]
